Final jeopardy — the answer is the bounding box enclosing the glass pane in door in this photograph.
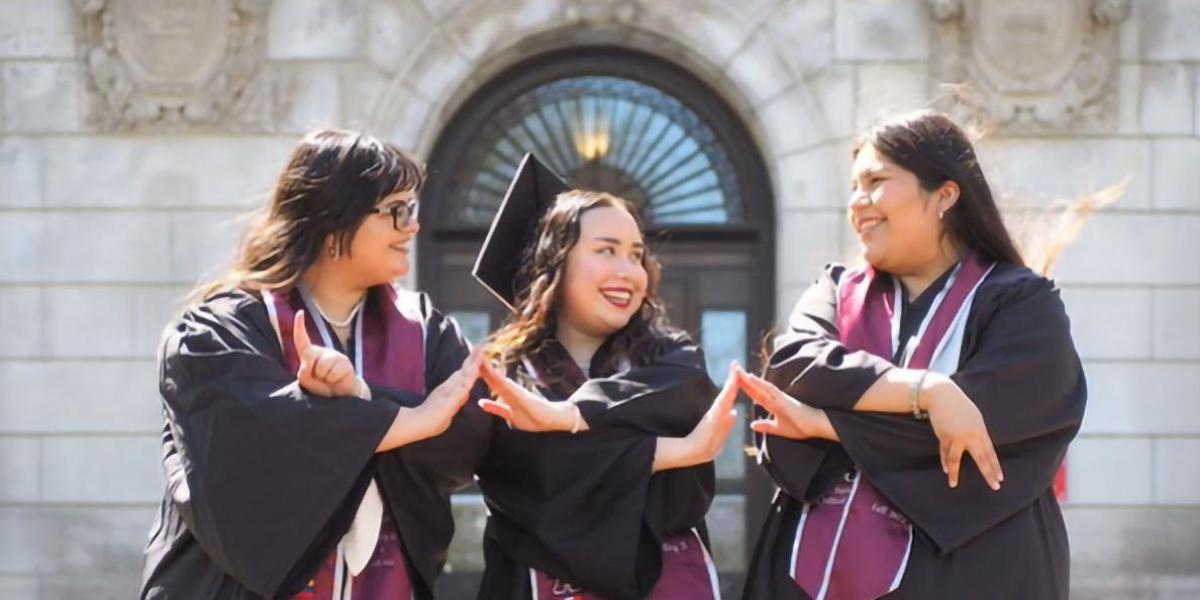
[448,310,492,345]
[701,309,747,480]
[699,309,749,574]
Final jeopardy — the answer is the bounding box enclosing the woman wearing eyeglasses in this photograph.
[140,130,490,600]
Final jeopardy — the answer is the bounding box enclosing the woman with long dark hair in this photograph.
[739,112,1085,599]
[467,155,738,599]
[140,130,489,599]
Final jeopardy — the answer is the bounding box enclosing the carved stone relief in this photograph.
[928,0,1130,132]
[75,0,270,129]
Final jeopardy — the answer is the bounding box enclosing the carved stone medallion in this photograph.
[76,0,269,129]
[928,0,1130,132]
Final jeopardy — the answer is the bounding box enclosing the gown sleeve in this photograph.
[766,264,894,412]
[758,265,889,501]
[569,338,717,426]
[373,293,494,595]
[825,269,1086,552]
[569,339,717,539]
[477,339,717,600]
[157,291,400,597]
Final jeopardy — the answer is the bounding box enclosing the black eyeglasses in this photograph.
[373,199,419,230]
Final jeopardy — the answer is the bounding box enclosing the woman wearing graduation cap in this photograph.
[737,111,1086,600]
[468,154,739,600]
[140,130,491,600]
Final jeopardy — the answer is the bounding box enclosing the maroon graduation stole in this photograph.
[789,253,993,600]
[530,530,719,600]
[263,285,424,600]
[521,359,721,600]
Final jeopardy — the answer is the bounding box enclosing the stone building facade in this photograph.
[1,0,1198,598]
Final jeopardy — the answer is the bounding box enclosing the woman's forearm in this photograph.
[652,436,696,473]
[815,409,840,441]
[376,407,421,452]
[852,368,951,414]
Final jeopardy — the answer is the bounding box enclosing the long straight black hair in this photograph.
[854,111,1024,266]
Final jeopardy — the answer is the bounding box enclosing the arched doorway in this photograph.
[419,46,775,595]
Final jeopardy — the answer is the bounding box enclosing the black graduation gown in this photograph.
[475,337,719,600]
[743,262,1086,600]
[140,289,492,599]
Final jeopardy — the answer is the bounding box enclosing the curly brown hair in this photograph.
[485,190,683,395]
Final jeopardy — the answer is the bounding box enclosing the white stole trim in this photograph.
[332,542,347,599]
[286,286,384,582]
[789,503,812,587]
[927,263,995,375]
[891,263,960,367]
[888,525,914,593]
[691,527,723,599]
[814,472,862,600]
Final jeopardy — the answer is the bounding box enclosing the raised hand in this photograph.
[410,346,484,439]
[683,361,741,462]
[476,358,581,432]
[737,367,834,441]
[376,347,483,452]
[294,310,357,397]
[651,362,740,473]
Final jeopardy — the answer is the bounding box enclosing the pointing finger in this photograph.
[293,310,313,356]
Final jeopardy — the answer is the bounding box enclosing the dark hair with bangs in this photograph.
[193,129,424,300]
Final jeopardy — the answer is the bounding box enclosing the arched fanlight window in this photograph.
[446,76,744,226]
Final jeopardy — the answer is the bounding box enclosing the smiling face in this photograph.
[848,143,955,276]
[335,188,420,287]
[557,205,649,339]
[487,191,677,389]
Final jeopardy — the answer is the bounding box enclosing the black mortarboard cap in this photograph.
[472,152,569,311]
